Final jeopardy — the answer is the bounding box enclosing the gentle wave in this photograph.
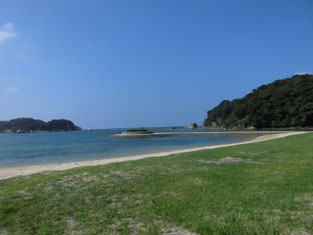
[0,128,252,167]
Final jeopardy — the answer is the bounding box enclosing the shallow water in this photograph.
[0,128,252,167]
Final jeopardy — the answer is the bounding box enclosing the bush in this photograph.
[126,128,148,132]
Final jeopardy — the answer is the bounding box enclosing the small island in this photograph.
[0,118,81,133]
[122,128,153,135]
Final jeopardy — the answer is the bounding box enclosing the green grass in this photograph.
[1,133,313,234]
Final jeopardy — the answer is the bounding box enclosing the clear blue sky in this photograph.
[0,1,312,129]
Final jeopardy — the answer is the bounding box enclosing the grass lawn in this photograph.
[1,133,313,234]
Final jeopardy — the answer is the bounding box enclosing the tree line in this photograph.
[0,118,81,133]
[204,74,313,129]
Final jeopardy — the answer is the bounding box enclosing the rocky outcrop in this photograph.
[185,123,198,129]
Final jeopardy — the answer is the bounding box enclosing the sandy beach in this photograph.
[0,131,306,180]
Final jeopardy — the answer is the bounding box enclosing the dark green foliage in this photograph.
[46,119,80,132]
[0,118,81,133]
[0,118,46,132]
[204,74,313,129]
[203,100,236,128]
[126,128,148,132]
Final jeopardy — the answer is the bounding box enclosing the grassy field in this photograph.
[1,133,313,234]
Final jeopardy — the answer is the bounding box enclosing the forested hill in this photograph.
[203,74,313,130]
[0,118,81,133]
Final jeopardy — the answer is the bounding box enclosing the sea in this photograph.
[0,127,252,168]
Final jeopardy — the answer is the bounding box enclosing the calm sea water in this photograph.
[0,128,252,168]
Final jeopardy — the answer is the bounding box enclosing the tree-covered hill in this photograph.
[0,118,81,133]
[203,74,313,130]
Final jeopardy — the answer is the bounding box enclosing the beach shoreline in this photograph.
[0,131,306,180]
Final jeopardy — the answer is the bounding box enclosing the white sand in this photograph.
[0,132,306,180]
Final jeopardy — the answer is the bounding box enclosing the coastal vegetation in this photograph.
[0,118,81,133]
[126,128,149,133]
[123,128,153,134]
[1,133,313,234]
[204,74,313,129]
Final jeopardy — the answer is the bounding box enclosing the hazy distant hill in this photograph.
[0,118,81,133]
[203,74,313,130]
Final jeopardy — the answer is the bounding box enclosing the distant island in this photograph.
[122,128,153,135]
[204,74,313,130]
[0,118,81,133]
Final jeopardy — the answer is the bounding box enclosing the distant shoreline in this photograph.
[109,130,295,138]
[0,118,80,134]
[203,127,313,131]
[0,131,306,180]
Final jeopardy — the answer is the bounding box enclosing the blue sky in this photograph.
[0,1,312,129]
